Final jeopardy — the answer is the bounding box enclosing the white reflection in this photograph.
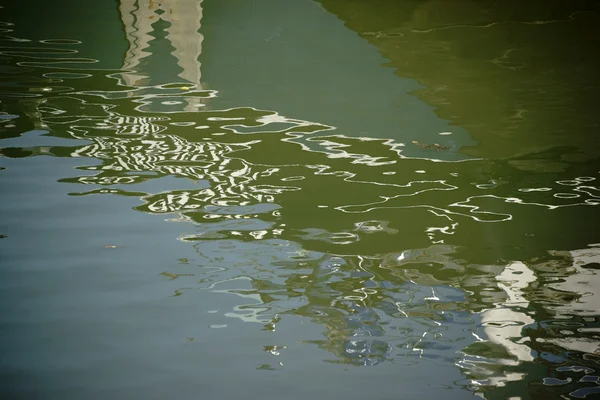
[481,261,535,364]
[461,245,600,396]
[118,0,205,111]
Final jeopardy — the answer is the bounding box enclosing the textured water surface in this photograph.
[1,1,599,399]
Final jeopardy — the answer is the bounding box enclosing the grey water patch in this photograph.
[0,129,91,147]
[557,366,595,374]
[542,377,572,386]
[570,387,600,398]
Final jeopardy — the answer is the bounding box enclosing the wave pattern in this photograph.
[1,13,599,398]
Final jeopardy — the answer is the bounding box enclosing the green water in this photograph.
[1,1,599,399]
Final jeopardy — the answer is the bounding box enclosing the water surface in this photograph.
[1,1,600,399]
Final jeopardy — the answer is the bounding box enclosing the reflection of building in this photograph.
[317,0,600,161]
[482,261,535,365]
[459,245,600,398]
[118,0,205,111]
[34,86,600,394]
[540,246,600,354]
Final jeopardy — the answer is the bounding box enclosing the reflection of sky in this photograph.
[199,0,476,160]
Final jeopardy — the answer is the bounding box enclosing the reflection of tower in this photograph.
[481,261,535,365]
[118,0,204,110]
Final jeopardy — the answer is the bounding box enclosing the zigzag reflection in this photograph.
[1,1,599,397]
[7,88,598,375]
[34,93,599,243]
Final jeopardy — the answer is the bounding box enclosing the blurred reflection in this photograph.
[3,83,600,382]
[318,0,600,161]
[459,245,600,399]
[118,0,205,110]
[1,1,600,399]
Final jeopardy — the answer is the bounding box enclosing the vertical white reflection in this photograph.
[543,245,600,354]
[481,261,535,364]
[118,0,204,110]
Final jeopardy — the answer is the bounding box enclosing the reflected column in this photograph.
[119,0,205,111]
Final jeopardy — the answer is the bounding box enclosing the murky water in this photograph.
[1,1,600,399]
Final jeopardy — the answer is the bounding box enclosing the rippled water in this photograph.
[1,0,600,399]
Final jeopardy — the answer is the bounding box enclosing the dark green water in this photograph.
[1,1,599,399]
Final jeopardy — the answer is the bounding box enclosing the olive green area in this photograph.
[0,0,128,69]
[318,0,600,160]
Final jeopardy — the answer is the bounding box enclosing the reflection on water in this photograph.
[318,0,600,161]
[119,0,204,88]
[1,0,600,399]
